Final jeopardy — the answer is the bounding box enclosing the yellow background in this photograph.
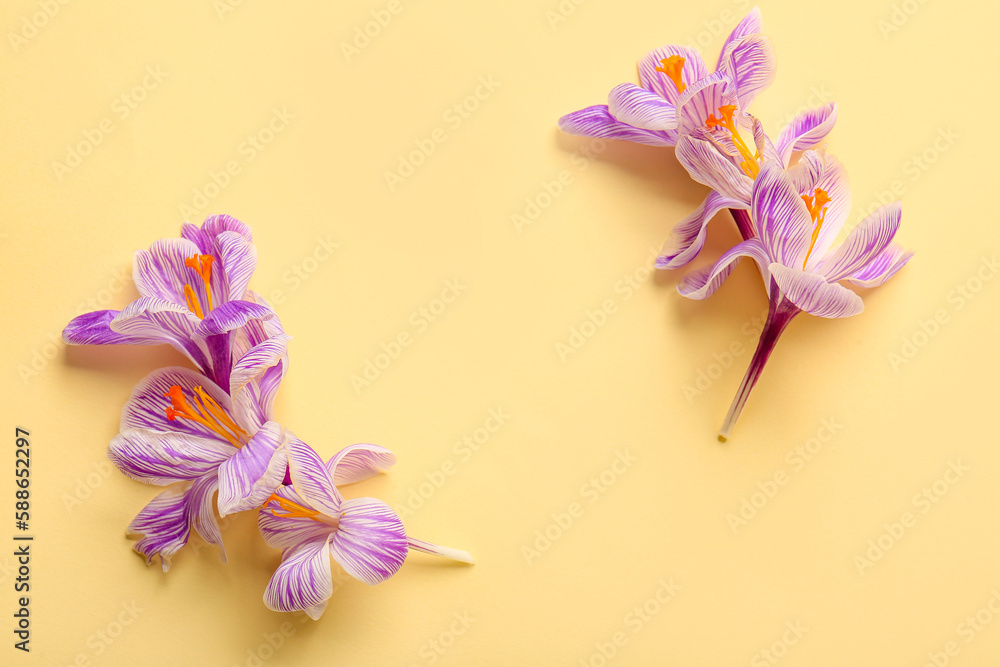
[2,0,998,664]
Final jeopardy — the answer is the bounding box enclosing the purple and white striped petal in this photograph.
[675,134,751,203]
[287,437,342,515]
[133,237,203,304]
[788,152,852,265]
[818,202,902,282]
[769,264,864,318]
[63,310,163,346]
[329,497,408,586]
[678,238,771,299]
[557,105,676,146]
[109,297,208,369]
[217,421,289,517]
[676,72,734,137]
[715,7,763,70]
[258,487,336,550]
[327,443,397,486]
[120,367,235,439]
[230,334,291,407]
[657,191,746,270]
[109,428,233,485]
[408,537,475,564]
[717,34,776,108]
[776,103,838,166]
[216,230,257,303]
[607,83,677,131]
[752,162,812,266]
[196,300,274,337]
[638,45,708,105]
[201,214,253,245]
[263,536,334,619]
[127,473,224,571]
[843,243,913,288]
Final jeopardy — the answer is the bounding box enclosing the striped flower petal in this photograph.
[63,310,163,346]
[657,191,746,270]
[818,202,902,282]
[607,83,677,131]
[329,497,408,586]
[119,367,236,439]
[638,45,708,105]
[133,237,203,304]
[676,133,752,202]
[216,421,289,517]
[844,243,913,288]
[678,238,771,299]
[196,300,274,337]
[263,535,334,619]
[258,487,336,550]
[327,443,397,486]
[287,437,342,515]
[717,34,776,108]
[557,105,676,146]
[715,7,763,70]
[752,162,812,267]
[776,103,838,166]
[769,263,864,318]
[109,428,233,485]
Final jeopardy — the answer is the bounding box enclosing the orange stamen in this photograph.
[801,188,832,269]
[183,254,215,317]
[262,494,330,522]
[163,384,245,447]
[655,55,687,94]
[705,105,759,178]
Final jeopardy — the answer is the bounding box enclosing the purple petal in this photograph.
[216,421,289,517]
[120,366,237,440]
[63,310,162,346]
[216,230,257,303]
[717,34,776,108]
[675,133,751,202]
[408,537,474,564]
[196,300,274,337]
[776,103,838,166]
[607,83,677,131]
[678,238,771,299]
[329,497,408,586]
[657,191,746,269]
[819,202,902,282]
[787,152,851,265]
[770,263,864,318]
[109,428,233,485]
[287,437,342,515]
[558,105,676,146]
[263,536,334,619]
[716,7,763,70]
[133,237,203,305]
[327,444,397,486]
[675,71,734,136]
[258,487,336,550]
[110,296,208,369]
[638,45,708,106]
[201,214,253,244]
[752,162,812,266]
[844,243,913,288]
[230,334,291,407]
[127,474,224,571]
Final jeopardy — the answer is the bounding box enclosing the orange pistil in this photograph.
[262,494,344,528]
[705,104,760,178]
[655,55,687,94]
[183,254,215,318]
[800,188,832,270]
[163,384,247,447]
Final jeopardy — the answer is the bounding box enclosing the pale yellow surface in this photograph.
[2,0,998,665]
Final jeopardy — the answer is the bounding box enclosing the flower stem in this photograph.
[718,285,801,442]
[729,208,756,241]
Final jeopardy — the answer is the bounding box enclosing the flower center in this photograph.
[705,105,760,178]
[262,494,342,527]
[183,254,215,319]
[654,55,687,94]
[800,188,832,270]
[163,384,247,447]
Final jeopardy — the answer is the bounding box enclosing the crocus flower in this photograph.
[63,215,272,390]
[110,318,292,570]
[260,439,473,620]
[658,73,838,268]
[677,159,911,439]
[558,8,774,147]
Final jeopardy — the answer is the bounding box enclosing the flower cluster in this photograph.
[63,215,471,619]
[559,8,912,439]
